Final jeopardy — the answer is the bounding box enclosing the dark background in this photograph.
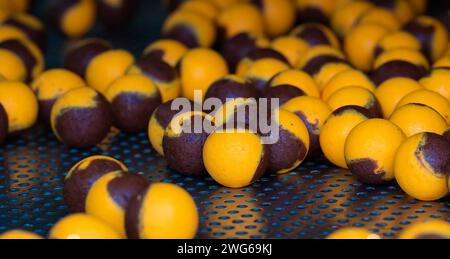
[31,1,167,68]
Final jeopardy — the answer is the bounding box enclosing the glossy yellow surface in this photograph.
[0,230,43,239]
[0,25,27,42]
[327,86,379,113]
[148,109,166,156]
[259,0,295,37]
[11,0,30,13]
[433,54,450,68]
[178,0,219,21]
[386,0,415,25]
[270,37,309,68]
[282,96,332,137]
[163,10,216,47]
[61,0,96,38]
[345,23,389,71]
[375,31,421,54]
[314,63,352,91]
[269,69,320,98]
[66,155,127,180]
[357,7,400,31]
[179,48,229,101]
[394,134,449,201]
[49,213,124,239]
[390,104,448,137]
[204,129,265,188]
[331,1,374,37]
[11,13,43,31]
[3,38,44,80]
[409,0,427,14]
[399,221,450,239]
[244,58,290,86]
[373,48,429,70]
[217,3,265,39]
[143,39,188,67]
[86,171,127,236]
[86,49,135,95]
[105,74,159,102]
[345,119,406,181]
[320,108,371,169]
[375,78,423,118]
[137,183,198,239]
[322,69,376,101]
[327,228,380,239]
[397,89,450,124]
[0,81,38,133]
[420,69,450,101]
[0,49,26,81]
[31,69,86,101]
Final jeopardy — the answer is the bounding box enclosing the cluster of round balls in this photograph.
[141,0,450,201]
[0,0,450,240]
[0,155,200,239]
[327,220,450,239]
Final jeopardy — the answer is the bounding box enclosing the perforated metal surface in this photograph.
[1,1,448,240]
[0,125,449,239]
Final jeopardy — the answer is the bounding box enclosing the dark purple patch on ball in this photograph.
[162,114,210,176]
[205,77,260,105]
[0,104,8,146]
[165,24,199,48]
[404,20,435,61]
[111,92,162,133]
[251,143,269,183]
[64,39,112,77]
[155,99,195,129]
[443,128,450,141]
[348,158,388,185]
[38,99,56,124]
[262,84,305,106]
[142,49,165,64]
[0,39,37,82]
[333,105,375,119]
[64,158,125,213]
[293,25,331,46]
[107,171,149,209]
[221,33,262,72]
[55,95,112,148]
[135,55,177,83]
[294,111,321,158]
[302,55,347,75]
[371,60,428,85]
[246,48,289,64]
[125,187,145,239]
[416,133,450,176]
[267,127,308,174]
